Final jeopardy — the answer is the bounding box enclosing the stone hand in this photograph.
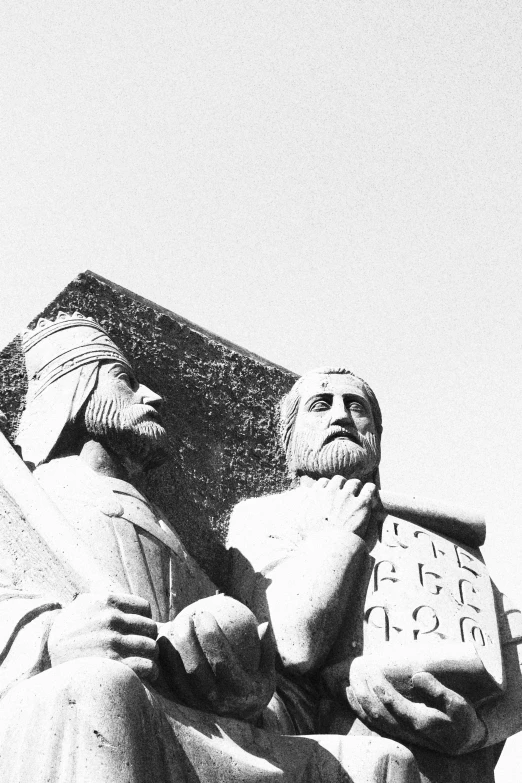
[47,592,159,682]
[158,611,276,721]
[301,475,377,538]
[346,658,487,755]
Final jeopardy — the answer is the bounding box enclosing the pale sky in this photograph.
[1,1,521,777]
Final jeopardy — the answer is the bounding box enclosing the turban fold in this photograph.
[16,312,132,466]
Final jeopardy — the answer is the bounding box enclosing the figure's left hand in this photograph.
[157,611,276,721]
[347,658,488,755]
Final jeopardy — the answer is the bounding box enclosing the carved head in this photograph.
[16,312,168,470]
[279,367,382,482]
[82,359,168,472]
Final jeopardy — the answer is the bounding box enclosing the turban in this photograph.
[16,312,132,467]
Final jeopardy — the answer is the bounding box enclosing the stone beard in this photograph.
[288,425,380,481]
[84,385,170,470]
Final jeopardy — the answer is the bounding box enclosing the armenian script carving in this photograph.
[365,516,504,701]
[228,366,522,783]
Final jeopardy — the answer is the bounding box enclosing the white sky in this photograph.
[1,1,521,777]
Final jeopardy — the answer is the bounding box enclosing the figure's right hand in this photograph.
[47,593,159,681]
[301,475,377,538]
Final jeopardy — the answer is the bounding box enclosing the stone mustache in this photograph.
[0,313,424,783]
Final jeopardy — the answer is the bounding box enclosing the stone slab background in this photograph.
[0,271,297,588]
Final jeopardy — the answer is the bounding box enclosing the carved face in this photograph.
[83,361,169,470]
[289,374,380,481]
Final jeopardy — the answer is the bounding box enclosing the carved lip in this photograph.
[135,406,164,425]
[147,410,164,425]
[322,428,359,446]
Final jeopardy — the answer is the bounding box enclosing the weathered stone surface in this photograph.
[361,518,504,703]
[227,367,522,783]
[0,307,422,783]
[0,270,296,587]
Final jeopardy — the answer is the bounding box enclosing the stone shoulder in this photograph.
[229,490,297,527]
[232,489,296,513]
[227,489,299,548]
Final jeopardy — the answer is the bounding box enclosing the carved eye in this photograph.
[116,371,137,390]
[348,402,365,414]
[309,399,330,412]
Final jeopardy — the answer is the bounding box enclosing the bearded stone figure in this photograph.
[227,368,522,783]
[0,317,424,783]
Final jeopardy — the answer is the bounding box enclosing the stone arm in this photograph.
[258,528,367,674]
[227,481,374,675]
[0,593,62,698]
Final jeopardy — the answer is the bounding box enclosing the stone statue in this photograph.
[227,367,522,782]
[0,318,421,783]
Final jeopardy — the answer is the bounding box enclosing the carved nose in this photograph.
[330,399,351,426]
[138,384,162,409]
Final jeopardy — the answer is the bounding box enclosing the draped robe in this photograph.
[227,488,522,783]
[0,456,420,783]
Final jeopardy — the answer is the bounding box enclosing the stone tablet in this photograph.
[362,515,505,705]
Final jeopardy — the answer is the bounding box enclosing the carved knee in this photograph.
[371,739,420,783]
[49,657,147,705]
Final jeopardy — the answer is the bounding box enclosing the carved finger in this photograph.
[349,669,438,746]
[342,479,362,497]
[111,611,158,639]
[114,633,159,660]
[170,607,202,666]
[157,636,206,708]
[328,475,347,491]
[345,686,367,723]
[360,482,376,502]
[349,664,397,727]
[411,672,458,712]
[350,483,375,507]
[315,478,330,489]
[170,614,217,695]
[192,611,251,693]
[355,676,402,731]
[258,622,277,675]
[380,689,448,740]
[123,656,159,682]
[107,593,153,618]
[392,678,473,752]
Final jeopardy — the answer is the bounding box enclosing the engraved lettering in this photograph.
[414,530,446,559]
[365,605,390,641]
[373,560,399,592]
[459,579,480,612]
[412,605,439,640]
[418,563,442,595]
[381,518,409,549]
[455,546,480,577]
[461,616,487,647]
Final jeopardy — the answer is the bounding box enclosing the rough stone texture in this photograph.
[0,271,296,587]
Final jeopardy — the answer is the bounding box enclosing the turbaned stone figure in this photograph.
[0,317,420,783]
[227,367,522,783]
